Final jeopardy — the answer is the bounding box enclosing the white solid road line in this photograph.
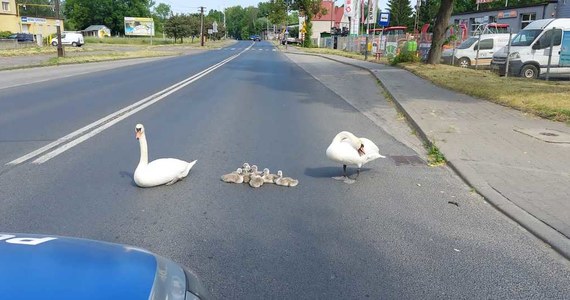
[8,45,253,166]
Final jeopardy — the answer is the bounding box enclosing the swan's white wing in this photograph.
[135,158,190,187]
[360,138,385,163]
[326,140,361,165]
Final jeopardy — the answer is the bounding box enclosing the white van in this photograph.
[441,33,511,68]
[51,32,85,47]
[491,18,570,78]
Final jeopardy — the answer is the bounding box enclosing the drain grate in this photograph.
[390,155,425,166]
[540,132,559,137]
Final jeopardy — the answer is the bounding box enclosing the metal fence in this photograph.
[314,29,570,80]
[318,33,433,59]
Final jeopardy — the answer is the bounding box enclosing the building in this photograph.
[450,0,570,34]
[307,0,348,40]
[82,25,111,38]
[0,0,63,39]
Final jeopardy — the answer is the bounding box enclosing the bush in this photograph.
[0,31,13,38]
[390,51,420,65]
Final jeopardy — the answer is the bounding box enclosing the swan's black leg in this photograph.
[333,165,353,182]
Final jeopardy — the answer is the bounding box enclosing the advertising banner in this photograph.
[124,17,154,36]
[367,0,379,24]
[344,0,354,17]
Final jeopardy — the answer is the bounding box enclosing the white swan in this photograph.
[326,131,385,182]
[134,124,197,188]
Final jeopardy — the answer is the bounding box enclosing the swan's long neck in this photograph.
[334,131,361,149]
[138,134,149,166]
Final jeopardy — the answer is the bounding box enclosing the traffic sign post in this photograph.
[378,12,390,27]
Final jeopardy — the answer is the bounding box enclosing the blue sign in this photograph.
[378,12,390,27]
[561,31,570,67]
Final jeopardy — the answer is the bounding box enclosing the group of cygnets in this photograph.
[221,163,299,188]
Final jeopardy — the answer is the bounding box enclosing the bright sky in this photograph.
[159,0,264,14]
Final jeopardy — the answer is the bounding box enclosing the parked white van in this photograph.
[441,33,511,68]
[51,32,85,47]
[491,18,570,78]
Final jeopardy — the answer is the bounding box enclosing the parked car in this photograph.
[441,33,511,68]
[8,33,33,42]
[491,18,570,78]
[0,233,209,300]
[51,32,84,47]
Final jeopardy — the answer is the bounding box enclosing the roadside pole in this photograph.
[365,36,369,60]
[505,29,512,78]
[55,0,63,57]
[546,28,555,81]
[199,6,205,46]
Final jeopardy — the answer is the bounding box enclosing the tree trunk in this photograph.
[426,0,455,65]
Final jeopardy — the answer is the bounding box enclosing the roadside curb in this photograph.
[286,50,570,261]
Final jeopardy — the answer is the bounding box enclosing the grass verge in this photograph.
[401,63,570,123]
[44,50,173,66]
[0,46,86,57]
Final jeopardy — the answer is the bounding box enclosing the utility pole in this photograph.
[54,0,63,57]
[199,6,205,46]
[223,9,227,39]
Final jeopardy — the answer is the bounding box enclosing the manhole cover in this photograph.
[390,155,425,166]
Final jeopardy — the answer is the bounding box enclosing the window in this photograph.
[477,39,494,50]
[534,28,562,49]
[2,1,9,11]
[511,29,541,46]
[520,13,536,29]
[457,37,478,49]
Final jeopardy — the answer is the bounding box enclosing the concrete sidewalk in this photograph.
[286,49,570,259]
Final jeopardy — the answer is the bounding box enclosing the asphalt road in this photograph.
[1,40,569,299]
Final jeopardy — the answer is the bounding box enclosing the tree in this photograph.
[417,0,439,29]
[426,0,454,64]
[164,14,191,43]
[152,3,171,33]
[291,0,326,47]
[387,0,413,28]
[268,0,287,28]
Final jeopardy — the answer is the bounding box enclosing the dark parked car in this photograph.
[8,33,34,42]
[0,233,209,300]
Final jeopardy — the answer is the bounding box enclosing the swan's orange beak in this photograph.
[136,131,142,140]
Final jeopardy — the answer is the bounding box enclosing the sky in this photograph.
[159,0,264,14]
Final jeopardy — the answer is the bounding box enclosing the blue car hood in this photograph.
[0,233,157,300]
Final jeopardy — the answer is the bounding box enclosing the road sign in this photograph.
[378,12,390,26]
